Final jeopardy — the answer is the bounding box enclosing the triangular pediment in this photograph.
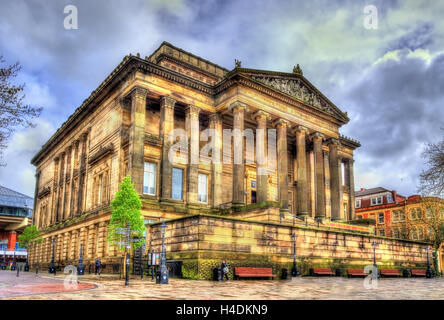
[233,69,348,123]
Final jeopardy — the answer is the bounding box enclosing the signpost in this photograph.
[114,226,144,286]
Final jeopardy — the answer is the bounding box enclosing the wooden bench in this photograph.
[347,268,367,277]
[380,269,400,277]
[234,267,276,279]
[310,268,335,276]
[411,269,426,277]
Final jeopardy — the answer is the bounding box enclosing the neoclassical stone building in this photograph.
[29,42,428,275]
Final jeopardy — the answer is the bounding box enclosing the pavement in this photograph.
[0,270,443,300]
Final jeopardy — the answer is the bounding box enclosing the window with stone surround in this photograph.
[172,167,184,201]
[198,173,208,203]
[92,169,110,207]
[143,162,157,195]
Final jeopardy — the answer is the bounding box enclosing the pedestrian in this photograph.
[95,258,101,275]
[220,260,229,282]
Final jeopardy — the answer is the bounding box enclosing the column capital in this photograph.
[184,105,200,116]
[209,112,222,124]
[160,96,177,109]
[293,125,309,135]
[72,140,80,148]
[228,101,248,113]
[66,145,72,153]
[129,86,149,98]
[327,138,340,147]
[310,132,325,141]
[80,132,88,140]
[54,156,60,162]
[251,110,271,122]
[273,118,290,129]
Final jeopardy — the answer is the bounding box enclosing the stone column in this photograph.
[230,102,248,207]
[64,146,72,220]
[56,152,66,222]
[328,138,342,220]
[346,159,356,221]
[77,132,88,215]
[69,140,79,218]
[79,227,87,259]
[294,125,309,217]
[253,111,270,203]
[185,105,200,204]
[33,171,41,226]
[274,118,290,212]
[129,87,148,194]
[160,96,176,200]
[210,113,223,207]
[312,132,326,219]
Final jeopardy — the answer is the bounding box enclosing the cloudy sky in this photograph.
[0,0,443,197]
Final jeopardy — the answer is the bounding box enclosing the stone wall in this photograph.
[150,214,429,280]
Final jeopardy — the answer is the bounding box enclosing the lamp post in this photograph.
[159,221,169,284]
[24,250,30,272]
[49,239,55,274]
[1,249,6,270]
[77,243,85,275]
[426,247,432,278]
[291,233,299,277]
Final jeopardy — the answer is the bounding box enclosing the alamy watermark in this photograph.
[64,5,78,30]
[363,5,378,30]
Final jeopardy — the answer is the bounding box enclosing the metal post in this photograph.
[125,252,130,286]
[35,265,39,277]
[151,250,154,280]
[16,265,19,277]
[291,233,299,276]
[49,240,55,274]
[159,221,169,284]
[77,243,85,275]
[426,247,432,278]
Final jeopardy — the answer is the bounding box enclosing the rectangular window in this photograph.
[198,173,208,203]
[172,168,184,200]
[378,213,384,224]
[143,162,157,195]
[355,200,361,208]
[379,229,385,236]
[371,197,382,205]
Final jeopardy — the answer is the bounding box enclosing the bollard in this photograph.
[35,265,39,277]
[16,266,19,277]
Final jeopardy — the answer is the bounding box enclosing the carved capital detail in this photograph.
[228,101,248,113]
[130,86,149,98]
[273,118,290,129]
[209,113,222,124]
[310,132,325,141]
[251,110,271,122]
[327,138,340,147]
[293,125,309,135]
[184,104,200,116]
[160,96,176,109]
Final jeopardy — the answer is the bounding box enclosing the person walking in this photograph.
[95,258,101,275]
[220,260,229,281]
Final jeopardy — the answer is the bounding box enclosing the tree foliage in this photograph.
[17,225,42,249]
[421,197,444,275]
[107,176,145,250]
[0,55,42,165]
[418,135,444,197]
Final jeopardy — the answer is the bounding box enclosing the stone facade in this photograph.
[28,41,426,274]
[150,214,429,279]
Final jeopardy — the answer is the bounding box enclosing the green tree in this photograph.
[18,225,42,249]
[0,55,42,165]
[107,176,145,274]
[18,225,42,266]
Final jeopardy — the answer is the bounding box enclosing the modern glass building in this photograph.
[0,185,33,266]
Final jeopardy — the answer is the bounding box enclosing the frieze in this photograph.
[251,76,336,116]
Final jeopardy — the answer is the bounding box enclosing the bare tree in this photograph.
[418,134,444,197]
[0,55,42,165]
[421,197,444,275]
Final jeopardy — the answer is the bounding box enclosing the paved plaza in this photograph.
[0,270,443,300]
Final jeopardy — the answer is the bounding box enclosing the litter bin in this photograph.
[281,268,288,280]
[156,271,161,284]
[402,269,411,278]
[213,267,222,281]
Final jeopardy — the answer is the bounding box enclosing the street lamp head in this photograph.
[372,241,377,247]
[160,221,167,234]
